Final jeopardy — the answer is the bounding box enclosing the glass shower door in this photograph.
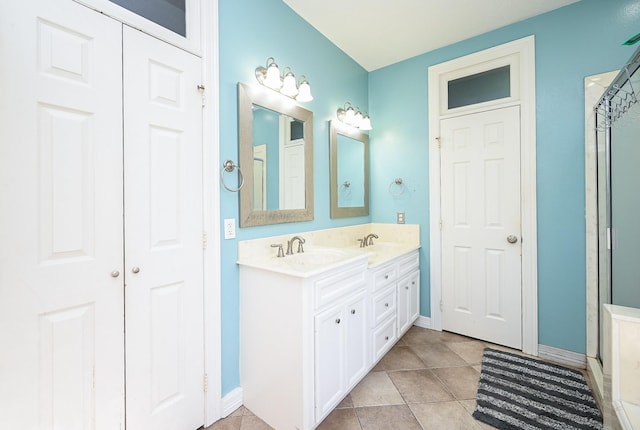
[610,75,640,310]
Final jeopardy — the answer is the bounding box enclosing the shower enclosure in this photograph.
[594,45,640,362]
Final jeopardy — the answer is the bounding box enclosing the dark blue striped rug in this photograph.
[473,348,603,430]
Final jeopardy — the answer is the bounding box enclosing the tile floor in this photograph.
[205,326,528,430]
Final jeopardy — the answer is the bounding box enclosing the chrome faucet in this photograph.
[271,243,285,258]
[286,235,306,255]
[364,233,379,246]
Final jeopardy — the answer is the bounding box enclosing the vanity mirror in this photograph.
[238,82,314,227]
[329,120,369,218]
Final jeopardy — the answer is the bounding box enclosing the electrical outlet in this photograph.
[397,211,405,224]
[224,218,236,239]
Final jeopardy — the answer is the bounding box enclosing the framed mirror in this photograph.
[238,82,314,227]
[329,120,369,218]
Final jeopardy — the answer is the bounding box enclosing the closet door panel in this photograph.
[123,25,204,430]
[0,1,124,429]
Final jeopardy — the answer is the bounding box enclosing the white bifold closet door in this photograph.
[0,2,205,429]
[0,1,124,429]
[123,25,204,430]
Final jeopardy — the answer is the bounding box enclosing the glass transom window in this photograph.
[448,65,511,109]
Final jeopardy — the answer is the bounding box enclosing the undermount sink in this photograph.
[277,248,356,267]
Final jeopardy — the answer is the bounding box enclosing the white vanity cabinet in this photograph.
[396,251,420,337]
[239,257,369,430]
[369,250,420,362]
[314,289,368,420]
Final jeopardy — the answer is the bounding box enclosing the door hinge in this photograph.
[202,231,208,250]
[436,137,441,148]
[203,373,208,393]
[439,219,443,230]
[440,300,443,312]
[197,84,206,107]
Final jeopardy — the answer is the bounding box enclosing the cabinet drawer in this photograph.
[314,264,367,310]
[373,317,397,362]
[372,286,396,326]
[397,251,419,278]
[372,265,396,292]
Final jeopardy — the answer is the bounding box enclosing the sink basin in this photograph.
[279,248,354,267]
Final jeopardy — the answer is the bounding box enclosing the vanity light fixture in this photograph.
[336,102,372,130]
[255,57,313,102]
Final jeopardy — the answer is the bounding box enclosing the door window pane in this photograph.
[110,0,186,36]
[448,66,510,109]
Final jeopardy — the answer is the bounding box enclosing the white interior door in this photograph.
[123,26,205,430]
[440,106,522,349]
[0,1,124,428]
[280,141,305,210]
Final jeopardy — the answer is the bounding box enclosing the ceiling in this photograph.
[283,0,580,71]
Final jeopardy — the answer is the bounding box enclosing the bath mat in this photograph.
[472,348,603,430]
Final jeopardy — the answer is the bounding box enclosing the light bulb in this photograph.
[344,106,355,124]
[360,115,372,130]
[296,79,313,102]
[281,71,298,97]
[353,110,363,127]
[264,62,282,89]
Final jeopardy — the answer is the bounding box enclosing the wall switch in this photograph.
[224,218,236,239]
[397,211,405,224]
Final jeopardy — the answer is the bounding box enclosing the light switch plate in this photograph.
[397,212,405,224]
[224,218,236,239]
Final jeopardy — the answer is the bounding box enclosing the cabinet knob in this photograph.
[351,309,356,315]
[384,274,389,279]
[385,303,389,307]
[131,266,140,274]
[335,318,341,324]
[385,336,389,341]
[405,286,409,290]
[412,281,416,285]
[111,270,120,278]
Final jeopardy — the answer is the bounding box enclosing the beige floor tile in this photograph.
[316,408,361,430]
[439,330,476,343]
[205,416,242,430]
[401,326,450,345]
[336,394,353,409]
[377,345,426,371]
[355,405,422,430]
[409,343,468,368]
[457,399,476,415]
[446,340,487,365]
[388,369,454,403]
[239,415,273,430]
[350,371,404,407]
[409,401,481,430]
[431,366,480,400]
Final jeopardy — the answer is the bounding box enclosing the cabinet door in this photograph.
[345,292,368,389]
[408,271,420,323]
[315,305,345,421]
[398,271,420,335]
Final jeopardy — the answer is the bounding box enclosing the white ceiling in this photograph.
[283,0,580,71]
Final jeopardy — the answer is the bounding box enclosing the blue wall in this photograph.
[368,0,640,355]
[219,0,640,396]
[219,0,369,395]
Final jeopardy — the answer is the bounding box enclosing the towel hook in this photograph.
[221,159,244,192]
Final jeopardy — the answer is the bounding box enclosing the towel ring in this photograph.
[389,178,406,197]
[340,180,352,198]
[221,159,244,192]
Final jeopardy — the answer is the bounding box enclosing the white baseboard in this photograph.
[413,316,432,329]
[221,387,243,418]
[538,344,587,369]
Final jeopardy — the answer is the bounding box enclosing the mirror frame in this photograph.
[329,120,369,218]
[238,82,314,227]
